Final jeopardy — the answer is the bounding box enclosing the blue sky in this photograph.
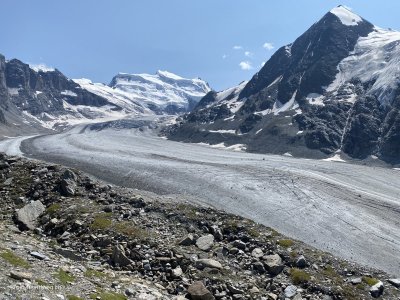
[2,1,400,90]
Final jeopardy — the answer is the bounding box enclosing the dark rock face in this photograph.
[0,55,120,131]
[239,11,373,108]
[167,7,400,164]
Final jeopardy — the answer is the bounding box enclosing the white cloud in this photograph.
[29,63,55,72]
[233,45,243,50]
[260,61,266,67]
[263,42,274,50]
[222,54,228,59]
[239,61,253,70]
[244,51,253,57]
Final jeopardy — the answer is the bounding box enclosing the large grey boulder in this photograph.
[16,200,45,230]
[264,254,284,276]
[195,259,222,270]
[196,234,214,251]
[60,169,78,196]
[370,281,384,298]
[187,281,214,300]
[111,244,133,267]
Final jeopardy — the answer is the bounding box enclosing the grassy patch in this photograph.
[90,291,127,300]
[0,250,30,268]
[84,268,106,279]
[90,213,112,231]
[54,269,76,285]
[67,296,84,300]
[113,221,148,240]
[278,239,294,248]
[46,203,61,215]
[35,279,50,286]
[362,276,379,286]
[245,226,260,238]
[290,268,311,284]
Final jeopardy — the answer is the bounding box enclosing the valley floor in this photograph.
[0,119,399,276]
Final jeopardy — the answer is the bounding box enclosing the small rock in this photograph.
[227,284,244,294]
[9,271,32,281]
[232,240,246,250]
[172,266,183,278]
[195,259,222,270]
[388,278,400,288]
[267,293,278,300]
[196,234,214,251]
[351,277,362,285]
[251,247,263,258]
[30,251,49,260]
[370,281,384,298]
[284,285,298,298]
[179,234,195,246]
[296,255,307,268]
[187,281,214,300]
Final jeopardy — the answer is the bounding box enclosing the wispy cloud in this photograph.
[263,42,274,50]
[222,54,228,59]
[239,61,253,70]
[233,45,243,50]
[244,51,253,57]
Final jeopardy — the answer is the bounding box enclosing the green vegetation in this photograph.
[362,276,379,286]
[90,291,127,300]
[84,268,106,279]
[113,221,148,240]
[0,250,30,268]
[46,203,61,215]
[278,239,294,248]
[90,213,112,230]
[290,268,311,284]
[55,268,76,285]
[35,279,50,286]
[67,296,84,300]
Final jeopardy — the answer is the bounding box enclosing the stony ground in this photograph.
[0,153,399,300]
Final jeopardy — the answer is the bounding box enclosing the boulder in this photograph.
[296,255,307,268]
[388,278,400,288]
[196,234,214,251]
[179,233,195,246]
[187,281,214,300]
[195,259,222,270]
[284,285,298,298]
[16,200,45,230]
[370,281,384,298]
[251,247,263,258]
[111,244,133,267]
[263,254,284,276]
[60,169,77,196]
[9,271,32,281]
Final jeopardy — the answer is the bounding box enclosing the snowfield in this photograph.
[0,119,399,276]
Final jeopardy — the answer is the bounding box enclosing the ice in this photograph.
[330,6,362,26]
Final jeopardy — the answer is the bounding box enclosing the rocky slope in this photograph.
[166,6,400,164]
[0,153,399,299]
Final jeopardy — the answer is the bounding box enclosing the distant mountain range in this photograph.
[167,6,400,164]
[0,55,210,134]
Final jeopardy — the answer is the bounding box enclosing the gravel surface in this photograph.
[1,122,400,276]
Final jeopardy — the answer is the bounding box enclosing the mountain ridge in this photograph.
[166,6,400,164]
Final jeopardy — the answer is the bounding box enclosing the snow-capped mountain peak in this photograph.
[107,71,211,114]
[329,5,363,26]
